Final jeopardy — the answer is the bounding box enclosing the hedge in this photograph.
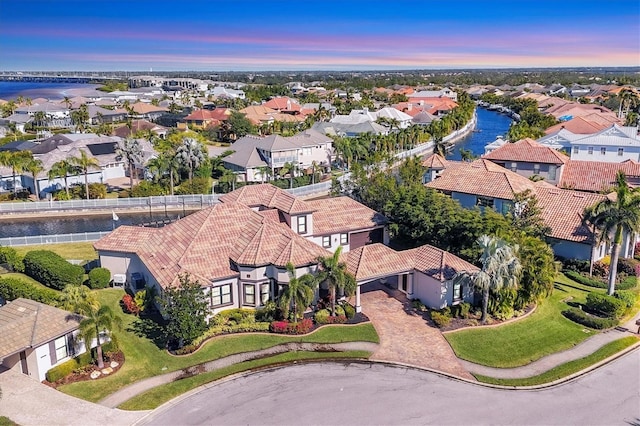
[0,246,23,272]
[564,271,637,291]
[87,267,110,289]
[0,277,60,305]
[23,250,84,290]
[585,293,627,319]
[562,307,619,330]
[614,290,637,309]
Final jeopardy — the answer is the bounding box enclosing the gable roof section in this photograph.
[0,298,81,360]
[482,138,569,164]
[559,160,640,192]
[306,197,387,235]
[544,116,608,135]
[421,153,449,169]
[220,184,315,215]
[571,124,640,147]
[425,159,537,200]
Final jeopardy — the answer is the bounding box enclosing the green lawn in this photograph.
[444,274,605,368]
[59,289,379,402]
[474,336,639,386]
[14,242,98,261]
[119,350,372,411]
[2,272,56,292]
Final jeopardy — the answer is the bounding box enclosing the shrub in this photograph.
[46,358,81,383]
[333,305,345,317]
[412,299,427,311]
[451,302,472,319]
[635,242,640,261]
[0,246,23,272]
[270,319,314,334]
[560,258,590,274]
[618,276,638,290]
[23,250,84,290]
[618,258,640,277]
[255,301,281,322]
[562,307,619,330]
[564,271,607,289]
[341,303,356,319]
[0,277,60,305]
[592,261,610,279]
[614,290,637,309]
[431,310,451,328]
[131,181,165,197]
[87,267,110,289]
[121,294,140,315]
[585,293,627,319]
[212,308,256,326]
[270,320,289,334]
[187,322,271,351]
[314,309,330,324]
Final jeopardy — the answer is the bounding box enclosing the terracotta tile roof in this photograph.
[306,197,387,235]
[256,208,283,223]
[425,159,537,201]
[535,186,605,243]
[482,138,569,164]
[559,160,640,192]
[130,102,168,114]
[93,226,156,253]
[344,243,478,283]
[220,184,315,214]
[0,298,81,359]
[422,154,449,168]
[545,116,608,135]
[263,97,301,112]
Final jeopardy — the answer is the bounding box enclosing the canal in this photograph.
[446,107,513,160]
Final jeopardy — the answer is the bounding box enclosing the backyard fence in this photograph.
[0,231,111,247]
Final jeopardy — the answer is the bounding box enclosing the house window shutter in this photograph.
[49,341,57,365]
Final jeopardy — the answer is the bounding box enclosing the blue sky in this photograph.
[0,0,638,71]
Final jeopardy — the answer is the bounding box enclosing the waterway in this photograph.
[446,107,513,160]
[0,81,104,101]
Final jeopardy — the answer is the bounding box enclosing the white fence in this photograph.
[0,231,111,247]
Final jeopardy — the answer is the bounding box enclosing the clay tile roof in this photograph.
[483,138,569,164]
[0,298,81,359]
[409,244,479,281]
[425,159,537,200]
[130,102,168,114]
[535,186,605,243]
[544,116,608,135]
[559,160,640,193]
[306,197,387,235]
[93,226,155,253]
[421,154,449,168]
[220,184,315,215]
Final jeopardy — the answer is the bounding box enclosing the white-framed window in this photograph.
[54,336,68,361]
[600,147,606,155]
[340,233,349,245]
[322,236,331,248]
[211,284,232,307]
[588,147,593,155]
[243,283,255,306]
[302,147,312,156]
[260,282,270,305]
[572,146,579,154]
[476,197,494,208]
[533,164,540,174]
[453,281,463,301]
[618,148,624,156]
[297,215,307,234]
[510,162,517,172]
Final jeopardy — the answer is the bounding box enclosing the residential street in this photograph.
[139,348,640,426]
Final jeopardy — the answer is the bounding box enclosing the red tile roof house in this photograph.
[423,157,634,262]
[0,298,100,382]
[94,184,476,314]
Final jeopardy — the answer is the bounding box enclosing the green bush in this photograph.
[618,276,639,290]
[341,303,356,319]
[412,299,427,312]
[187,322,271,351]
[131,181,165,197]
[560,258,590,274]
[212,308,256,326]
[23,250,84,290]
[585,293,627,319]
[451,302,471,319]
[618,258,640,277]
[255,301,280,322]
[46,358,80,382]
[314,309,330,324]
[44,338,119,382]
[87,267,110,289]
[0,246,23,272]
[0,277,60,305]
[614,290,637,309]
[564,271,607,288]
[333,305,345,317]
[562,307,619,330]
[430,310,451,328]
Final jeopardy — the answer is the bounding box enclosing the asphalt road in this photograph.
[140,349,640,426]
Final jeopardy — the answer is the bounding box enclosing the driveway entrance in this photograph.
[360,281,474,380]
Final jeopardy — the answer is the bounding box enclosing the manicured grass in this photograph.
[118,350,372,411]
[444,274,604,368]
[14,242,97,261]
[474,336,639,386]
[58,289,378,402]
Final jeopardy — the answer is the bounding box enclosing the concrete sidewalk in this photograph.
[460,310,640,379]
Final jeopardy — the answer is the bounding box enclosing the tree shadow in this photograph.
[126,313,168,349]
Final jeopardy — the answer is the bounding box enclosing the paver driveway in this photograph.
[361,282,474,380]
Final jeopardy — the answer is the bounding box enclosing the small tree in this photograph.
[279,263,317,322]
[78,304,122,369]
[315,246,357,317]
[60,284,99,315]
[157,274,209,348]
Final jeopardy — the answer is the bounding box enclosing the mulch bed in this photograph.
[44,351,125,389]
[412,304,536,333]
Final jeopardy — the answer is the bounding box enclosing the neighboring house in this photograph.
[223,129,333,182]
[179,108,231,130]
[112,119,168,139]
[375,107,413,129]
[482,138,569,185]
[408,87,458,101]
[483,136,508,155]
[87,105,128,124]
[0,298,98,382]
[313,120,388,138]
[129,102,168,121]
[565,125,640,163]
[208,86,245,100]
[263,97,302,115]
[544,116,610,135]
[558,159,640,193]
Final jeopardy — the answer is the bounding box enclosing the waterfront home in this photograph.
[179,108,231,130]
[113,119,168,139]
[0,298,99,382]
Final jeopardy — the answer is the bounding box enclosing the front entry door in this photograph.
[401,274,408,293]
[19,351,28,375]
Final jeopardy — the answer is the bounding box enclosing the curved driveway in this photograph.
[139,349,640,426]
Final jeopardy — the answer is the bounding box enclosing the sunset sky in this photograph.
[1,0,638,71]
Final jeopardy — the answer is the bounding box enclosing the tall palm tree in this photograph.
[70,149,100,200]
[175,137,206,185]
[256,165,272,183]
[148,153,179,195]
[583,171,640,295]
[2,151,32,194]
[219,168,237,193]
[279,262,317,322]
[453,235,522,323]
[315,246,357,317]
[60,284,99,315]
[116,137,144,189]
[280,162,298,189]
[24,158,44,200]
[48,159,75,198]
[78,304,122,369]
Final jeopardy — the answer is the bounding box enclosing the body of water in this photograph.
[0,81,104,101]
[446,107,513,160]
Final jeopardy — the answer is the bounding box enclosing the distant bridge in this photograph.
[0,73,126,84]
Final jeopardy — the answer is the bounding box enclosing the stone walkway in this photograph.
[361,282,475,380]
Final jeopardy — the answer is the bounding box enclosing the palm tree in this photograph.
[256,165,273,183]
[24,158,44,200]
[315,246,357,317]
[175,137,206,185]
[116,137,144,189]
[78,304,122,369]
[218,168,237,193]
[148,153,179,195]
[60,284,99,315]
[453,235,522,323]
[280,162,299,189]
[48,159,75,198]
[70,149,100,200]
[583,171,640,295]
[1,151,32,194]
[279,262,317,322]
